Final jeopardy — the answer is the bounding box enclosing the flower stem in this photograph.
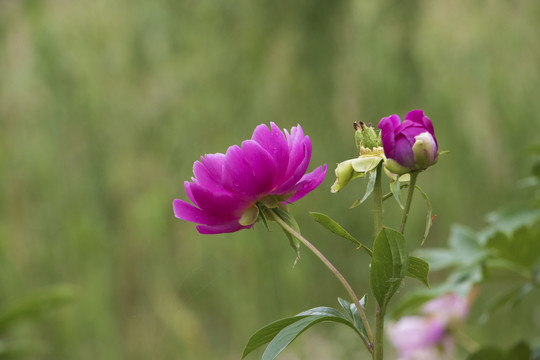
[399,172,419,234]
[372,162,385,360]
[373,163,384,236]
[271,211,374,351]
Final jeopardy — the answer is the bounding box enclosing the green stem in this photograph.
[372,163,385,360]
[399,172,419,234]
[373,163,384,236]
[373,304,386,360]
[271,211,374,351]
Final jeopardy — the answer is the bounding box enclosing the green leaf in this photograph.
[406,256,430,287]
[390,178,405,209]
[414,185,433,245]
[369,227,409,310]
[485,225,540,269]
[242,317,308,358]
[359,169,377,204]
[467,347,507,360]
[337,296,368,337]
[507,341,532,360]
[261,315,359,360]
[309,212,372,256]
[485,202,540,237]
[297,307,348,319]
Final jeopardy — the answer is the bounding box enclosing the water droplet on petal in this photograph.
[233,181,241,187]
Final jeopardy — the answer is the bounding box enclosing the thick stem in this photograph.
[372,163,385,360]
[373,163,384,236]
[373,304,386,360]
[271,212,374,351]
[399,172,419,234]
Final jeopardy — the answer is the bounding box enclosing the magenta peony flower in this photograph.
[173,123,327,234]
[377,110,438,175]
[422,293,469,324]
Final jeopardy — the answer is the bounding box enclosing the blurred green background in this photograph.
[1,0,539,359]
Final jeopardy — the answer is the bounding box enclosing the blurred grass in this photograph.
[0,0,539,359]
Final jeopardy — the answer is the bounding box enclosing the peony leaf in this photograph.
[309,211,372,255]
[369,227,409,310]
[261,315,359,360]
[270,207,301,262]
[406,256,430,288]
[414,185,433,246]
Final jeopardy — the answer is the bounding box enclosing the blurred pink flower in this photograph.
[422,293,469,324]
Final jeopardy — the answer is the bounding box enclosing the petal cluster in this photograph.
[378,110,438,175]
[173,123,327,234]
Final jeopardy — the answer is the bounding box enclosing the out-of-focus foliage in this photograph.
[1,0,540,359]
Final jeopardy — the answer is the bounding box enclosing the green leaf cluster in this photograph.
[242,298,367,360]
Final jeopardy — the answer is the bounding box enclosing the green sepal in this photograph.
[268,207,302,262]
[239,204,260,226]
[369,227,409,310]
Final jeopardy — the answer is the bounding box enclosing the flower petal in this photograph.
[189,182,249,220]
[221,145,258,197]
[287,164,327,203]
[193,154,226,192]
[378,115,401,158]
[196,221,252,234]
[173,199,218,225]
[405,110,435,139]
[252,122,289,180]
[393,135,415,168]
[241,139,278,195]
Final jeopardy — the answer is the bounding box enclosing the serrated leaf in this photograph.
[414,185,433,245]
[242,317,308,358]
[309,212,372,256]
[369,227,409,310]
[261,315,359,360]
[406,256,430,288]
[485,226,540,269]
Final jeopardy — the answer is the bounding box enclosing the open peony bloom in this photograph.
[378,110,438,175]
[173,123,327,234]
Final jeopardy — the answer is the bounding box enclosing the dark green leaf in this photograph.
[369,227,409,310]
[485,225,540,269]
[467,347,507,360]
[414,185,433,245]
[261,315,358,360]
[508,341,532,360]
[406,256,430,288]
[242,317,308,358]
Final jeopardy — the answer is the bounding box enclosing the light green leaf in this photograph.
[261,315,359,360]
[485,202,540,237]
[414,185,433,245]
[390,178,405,209]
[359,169,377,204]
[338,296,368,337]
[406,256,430,288]
[369,227,409,310]
[309,212,372,256]
[351,156,383,173]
